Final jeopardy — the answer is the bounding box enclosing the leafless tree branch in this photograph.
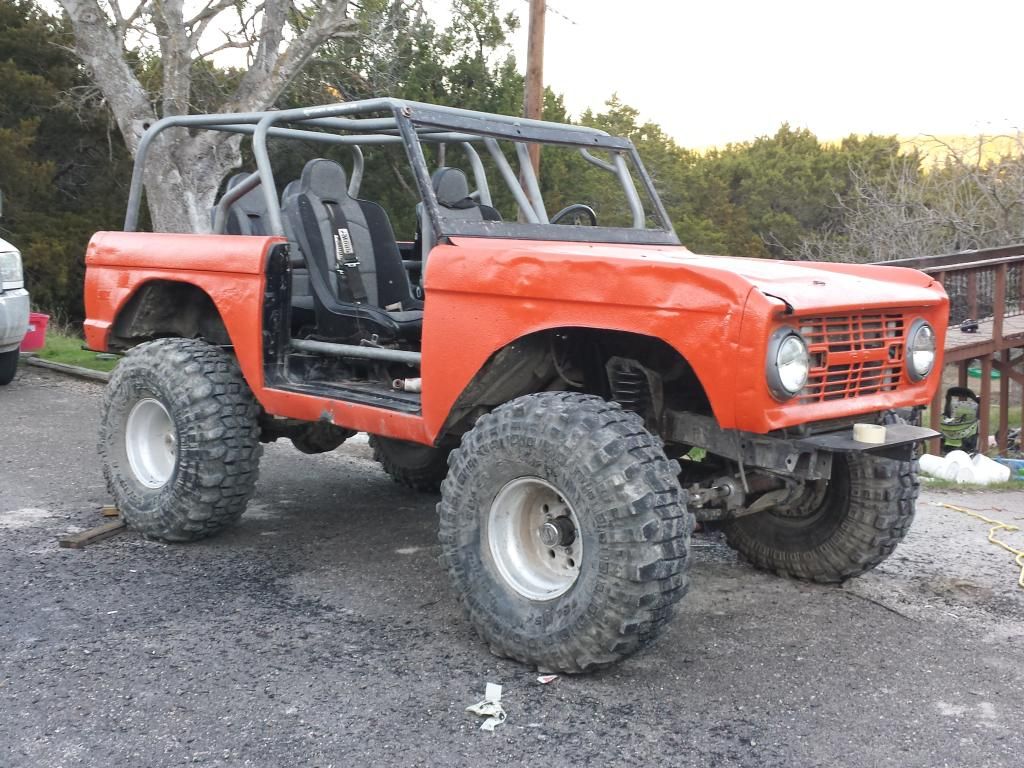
[791,135,1024,263]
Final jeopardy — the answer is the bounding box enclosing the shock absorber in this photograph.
[608,360,649,414]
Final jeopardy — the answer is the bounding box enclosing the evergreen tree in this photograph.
[0,0,132,319]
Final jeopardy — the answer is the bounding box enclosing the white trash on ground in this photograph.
[918,451,1011,484]
[466,682,506,731]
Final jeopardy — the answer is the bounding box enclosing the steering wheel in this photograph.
[550,204,597,226]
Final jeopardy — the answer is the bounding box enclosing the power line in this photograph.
[517,0,577,25]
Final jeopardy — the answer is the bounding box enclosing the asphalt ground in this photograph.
[1,366,1022,767]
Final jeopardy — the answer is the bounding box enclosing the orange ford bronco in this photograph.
[84,100,947,672]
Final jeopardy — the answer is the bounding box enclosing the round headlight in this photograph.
[767,329,810,400]
[906,319,936,381]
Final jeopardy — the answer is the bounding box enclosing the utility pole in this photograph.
[523,0,546,176]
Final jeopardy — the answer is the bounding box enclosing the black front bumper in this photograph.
[797,423,938,461]
[664,411,936,481]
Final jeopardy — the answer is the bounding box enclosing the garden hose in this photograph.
[933,502,1024,589]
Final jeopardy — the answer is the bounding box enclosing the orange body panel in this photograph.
[421,239,948,435]
[84,232,431,441]
[84,231,948,445]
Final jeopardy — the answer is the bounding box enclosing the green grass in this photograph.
[33,332,120,373]
[921,477,1023,492]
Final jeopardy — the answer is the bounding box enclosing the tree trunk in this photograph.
[59,0,357,234]
[141,130,243,233]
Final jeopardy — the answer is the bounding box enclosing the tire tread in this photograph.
[438,392,693,672]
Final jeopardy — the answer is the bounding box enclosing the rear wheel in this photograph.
[438,392,692,672]
[370,435,452,492]
[99,338,262,542]
[723,453,918,582]
[0,349,18,385]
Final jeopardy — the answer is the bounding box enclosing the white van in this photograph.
[0,192,29,384]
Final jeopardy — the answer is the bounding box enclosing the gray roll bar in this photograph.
[580,148,616,172]
[514,142,549,223]
[209,147,363,235]
[483,138,539,224]
[460,142,492,207]
[347,145,364,197]
[212,170,261,234]
[290,338,421,365]
[613,152,646,229]
[122,97,676,242]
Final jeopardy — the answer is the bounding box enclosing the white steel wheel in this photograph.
[124,397,177,489]
[100,338,263,542]
[438,392,692,672]
[487,476,583,600]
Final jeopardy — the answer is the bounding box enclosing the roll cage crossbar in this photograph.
[126,97,679,246]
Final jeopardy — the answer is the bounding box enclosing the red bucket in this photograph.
[20,312,49,353]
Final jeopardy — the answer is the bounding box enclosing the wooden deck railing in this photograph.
[883,244,1024,453]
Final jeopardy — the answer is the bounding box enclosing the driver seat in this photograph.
[283,159,422,343]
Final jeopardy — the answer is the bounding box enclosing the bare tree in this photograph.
[58,0,362,232]
[794,134,1024,263]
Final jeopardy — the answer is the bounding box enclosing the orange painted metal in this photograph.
[420,239,948,435]
[85,232,275,396]
[84,231,431,442]
[83,231,948,446]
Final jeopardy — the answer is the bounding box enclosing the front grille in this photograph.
[796,313,906,403]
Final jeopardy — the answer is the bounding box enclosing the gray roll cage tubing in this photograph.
[124,97,680,247]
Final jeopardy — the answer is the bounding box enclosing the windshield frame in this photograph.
[400,104,679,246]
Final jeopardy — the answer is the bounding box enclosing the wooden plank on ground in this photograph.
[58,520,126,549]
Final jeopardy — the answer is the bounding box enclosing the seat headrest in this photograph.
[432,167,471,208]
[281,180,301,203]
[301,159,349,200]
[224,172,267,214]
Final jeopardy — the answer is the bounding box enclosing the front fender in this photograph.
[419,239,754,437]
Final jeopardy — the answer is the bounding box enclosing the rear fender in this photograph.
[84,231,284,393]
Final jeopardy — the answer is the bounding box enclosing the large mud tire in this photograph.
[0,349,18,385]
[370,435,452,492]
[438,392,693,673]
[723,453,918,583]
[99,338,262,542]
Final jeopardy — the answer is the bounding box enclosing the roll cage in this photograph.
[125,98,680,247]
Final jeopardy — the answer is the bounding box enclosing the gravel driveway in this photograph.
[1,367,1022,767]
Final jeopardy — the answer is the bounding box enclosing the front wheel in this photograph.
[438,392,693,672]
[723,453,918,582]
[99,338,262,542]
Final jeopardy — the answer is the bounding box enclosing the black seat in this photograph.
[280,180,313,313]
[282,159,422,343]
[434,167,501,220]
[416,167,501,261]
[218,173,270,235]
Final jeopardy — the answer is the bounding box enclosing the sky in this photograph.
[427,0,1023,148]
